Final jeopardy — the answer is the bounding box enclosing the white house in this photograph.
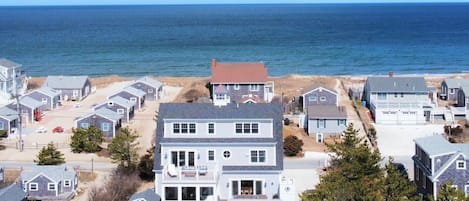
[364,76,432,124]
[0,58,28,104]
[154,103,288,201]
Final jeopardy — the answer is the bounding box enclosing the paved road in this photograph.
[0,160,117,171]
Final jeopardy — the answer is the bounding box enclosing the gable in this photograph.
[302,87,337,97]
[26,172,56,184]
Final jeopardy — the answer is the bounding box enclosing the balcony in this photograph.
[162,164,219,183]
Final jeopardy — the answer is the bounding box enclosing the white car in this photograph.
[35,126,47,133]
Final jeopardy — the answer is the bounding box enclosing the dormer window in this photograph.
[457,160,466,170]
[249,84,259,91]
[234,84,240,90]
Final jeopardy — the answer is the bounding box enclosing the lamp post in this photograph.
[91,157,94,173]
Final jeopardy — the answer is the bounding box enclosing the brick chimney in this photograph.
[212,59,217,68]
[389,71,394,77]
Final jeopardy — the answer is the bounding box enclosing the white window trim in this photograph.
[48,183,56,191]
[117,108,125,114]
[81,122,90,128]
[223,150,231,159]
[29,183,38,191]
[102,122,111,132]
[0,121,4,130]
[319,96,326,102]
[249,84,260,92]
[465,185,469,196]
[234,84,240,90]
[172,122,196,134]
[41,98,48,103]
[308,95,317,102]
[148,88,154,93]
[450,88,455,94]
[234,122,260,134]
[456,160,466,170]
[230,179,265,196]
[207,123,215,135]
[207,149,215,161]
[249,149,267,164]
[130,97,137,102]
[64,180,71,187]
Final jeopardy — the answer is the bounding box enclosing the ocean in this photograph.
[0,3,469,77]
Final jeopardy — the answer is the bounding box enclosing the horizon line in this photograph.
[1,1,469,7]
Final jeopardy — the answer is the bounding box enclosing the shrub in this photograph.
[70,126,104,153]
[35,142,65,165]
[88,168,140,201]
[284,135,303,156]
[0,130,7,138]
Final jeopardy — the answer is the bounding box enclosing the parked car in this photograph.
[35,126,47,133]
[52,126,64,133]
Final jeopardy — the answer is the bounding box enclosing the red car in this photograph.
[52,126,64,133]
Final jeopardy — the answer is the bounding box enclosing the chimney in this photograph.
[212,59,217,68]
[389,71,394,77]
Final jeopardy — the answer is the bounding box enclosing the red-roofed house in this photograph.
[210,59,274,106]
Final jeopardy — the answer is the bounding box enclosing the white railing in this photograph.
[163,164,219,182]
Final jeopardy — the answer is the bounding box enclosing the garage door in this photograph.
[381,111,398,124]
[400,111,417,124]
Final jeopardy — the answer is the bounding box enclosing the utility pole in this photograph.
[12,68,23,152]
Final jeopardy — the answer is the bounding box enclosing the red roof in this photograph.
[211,60,268,83]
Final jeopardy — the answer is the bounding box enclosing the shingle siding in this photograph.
[212,84,265,103]
[110,91,144,110]
[76,116,118,137]
[25,175,57,198]
[27,91,58,111]
[302,89,337,110]
[130,82,158,101]
[307,119,346,135]
[95,103,132,123]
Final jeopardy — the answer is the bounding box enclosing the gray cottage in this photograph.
[130,76,163,101]
[109,86,146,110]
[8,96,45,124]
[129,188,161,201]
[94,96,134,123]
[440,79,469,102]
[26,87,61,111]
[0,184,27,201]
[154,103,284,200]
[211,59,275,106]
[364,76,431,124]
[457,86,469,110]
[413,135,469,199]
[20,166,78,201]
[307,105,347,138]
[301,86,338,111]
[44,76,91,101]
[0,106,19,136]
[75,108,123,138]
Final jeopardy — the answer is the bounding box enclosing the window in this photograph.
[308,95,317,102]
[319,96,326,101]
[189,123,196,133]
[378,93,387,100]
[250,150,266,163]
[64,180,71,187]
[181,123,188,133]
[394,93,398,98]
[251,123,259,133]
[102,122,110,132]
[450,88,455,94]
[117,109,124,114]
[148,88,153,93]
[173,123,180,133]
[318,119,325,128]
[200,187,214,201]
[0,122,4,130]
[215,94,225,100]
[235,123,243,133]
[249,84,259,91]
[130,97,137,102]
[42,98,48,103]
[223,150,231,159]
[338,119,346,126]
[182,187,196,200]
[48,183,55,191]
[457,160,466,169]
[208,150,215,161]
[107,101,114,106]
[235,123,258,134]
[165,187,178,201]
[234,84,240,90]
[81,122,90,128]
[232,180,263,196]
[401,93,404,97]
[29,183,38,191]
[208,123,215,134]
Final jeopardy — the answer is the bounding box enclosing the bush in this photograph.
[88,168,140,201]
[0,130,7,138]
[35,142,65,165]
[284,135,303,156]
[70,126,104,153]
[444,125,463,136]
[138,148,154,181]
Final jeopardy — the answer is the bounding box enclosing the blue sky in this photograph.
[1,0,469,6]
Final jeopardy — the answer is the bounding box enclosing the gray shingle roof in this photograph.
[129,188,161,201]
[307,105,347,119]
[460,86,469,97]
[123,86,146,97]
[0,58,20,69]
[20,165,76,183]
[0,184,27,201]
[44,76,89,89]
[136,76,162,89]
[108,96,134,108]
[366,77,428,93]
[414,134,469,156]
[95,108,123,121]
[154,103,283,171]
[0,106,19,121]
[35,87,61,98]
[443,79,469,89]
[20,96,45,109]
